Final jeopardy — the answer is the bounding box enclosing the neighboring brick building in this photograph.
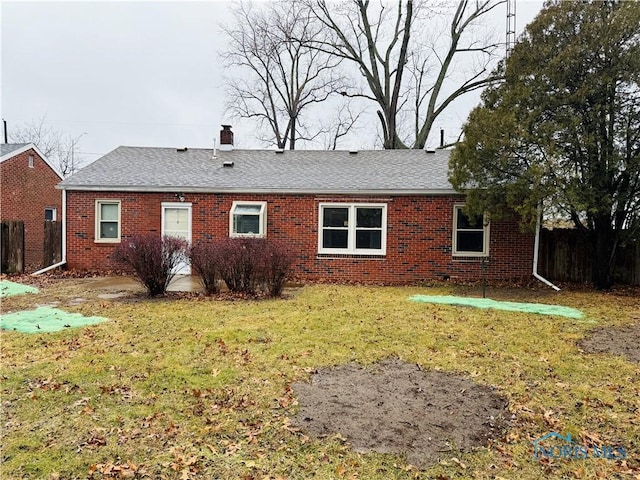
[1,143,62,271]
[59,128,535,284]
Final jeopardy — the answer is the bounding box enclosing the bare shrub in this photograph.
[192,238,295,297]
[112,234,188,296]
[216,238,263,294]
[189,241,222,295]
[261,240,295,297]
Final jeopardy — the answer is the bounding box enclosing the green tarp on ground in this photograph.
[1,307,107,333]
[0,280,39,298]
[409,295,584,319]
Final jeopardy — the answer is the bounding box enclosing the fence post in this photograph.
[0,222,8,273]
[43,220,63,267]
[0,221,25,273]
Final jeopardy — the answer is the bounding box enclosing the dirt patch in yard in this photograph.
[292,359,510,469]
[579,321,640,363]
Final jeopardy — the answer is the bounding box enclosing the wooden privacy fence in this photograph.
[43,220,63,268]
[540,229,640,285]
[1,221,25,274]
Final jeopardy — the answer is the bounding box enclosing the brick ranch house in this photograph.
[1,143,62,271]
[58,128,536,284]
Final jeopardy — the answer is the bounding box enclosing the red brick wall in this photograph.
[65,191,535,284]
[1,148,62,270]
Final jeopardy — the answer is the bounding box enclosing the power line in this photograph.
[8,117,218,128]
[76,151,106,156]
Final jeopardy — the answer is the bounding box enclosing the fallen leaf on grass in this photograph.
[88,461,143,478]
[277,385,298,408]
[451,457,467,469]
[216,339,228,355]
[543,410,560,428]
[505,431,520,443]
[72,397,91,408]
[572,465,585,478]
[80,405,95,415]
[579,430,604,446]
[240,348,251,363]
[223,441,242,456]
[332,432,347,443]
[206,443,218,454]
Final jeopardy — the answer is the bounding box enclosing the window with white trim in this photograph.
[45,207,57,221]
[95,200,121,242]
[229,201,267,237]
[318,203,387,255]
[453,205,489,256]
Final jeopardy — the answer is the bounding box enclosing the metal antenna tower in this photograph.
[506,0,516,58]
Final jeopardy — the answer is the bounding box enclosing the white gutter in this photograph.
[32,189,67,275]
[56,184,460,196]
[533,204,560,291]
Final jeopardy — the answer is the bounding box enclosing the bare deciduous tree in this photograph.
[308,0,505,149]
[222,1,359,150]
[9,116,85,177]
[321,101,365,150]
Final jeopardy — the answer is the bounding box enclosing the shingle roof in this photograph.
[59,146,456,194]
[1,143,30,158]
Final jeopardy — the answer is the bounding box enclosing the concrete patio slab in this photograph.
[84,274,203,293]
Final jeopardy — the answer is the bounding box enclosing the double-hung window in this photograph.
[95,200,121,242]
[230,201,267,237]
[318,203,386,255]
[452,205,489,256]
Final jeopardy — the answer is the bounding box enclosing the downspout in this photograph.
[533,203,560,291]
[32,189,67,275]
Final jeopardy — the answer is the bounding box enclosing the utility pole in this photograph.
[70,132,87,175]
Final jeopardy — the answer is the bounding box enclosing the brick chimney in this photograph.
[220,125,233,151]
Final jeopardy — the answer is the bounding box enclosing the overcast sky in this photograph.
[2,0,543,169]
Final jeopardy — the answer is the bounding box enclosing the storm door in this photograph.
[161,203,192,274]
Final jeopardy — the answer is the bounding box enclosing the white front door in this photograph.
[161,203,192,274]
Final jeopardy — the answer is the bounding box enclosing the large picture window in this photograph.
[230,201,267,237]
[318,203,386,255]
[95,200,121,242]
[453,205,489,256]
